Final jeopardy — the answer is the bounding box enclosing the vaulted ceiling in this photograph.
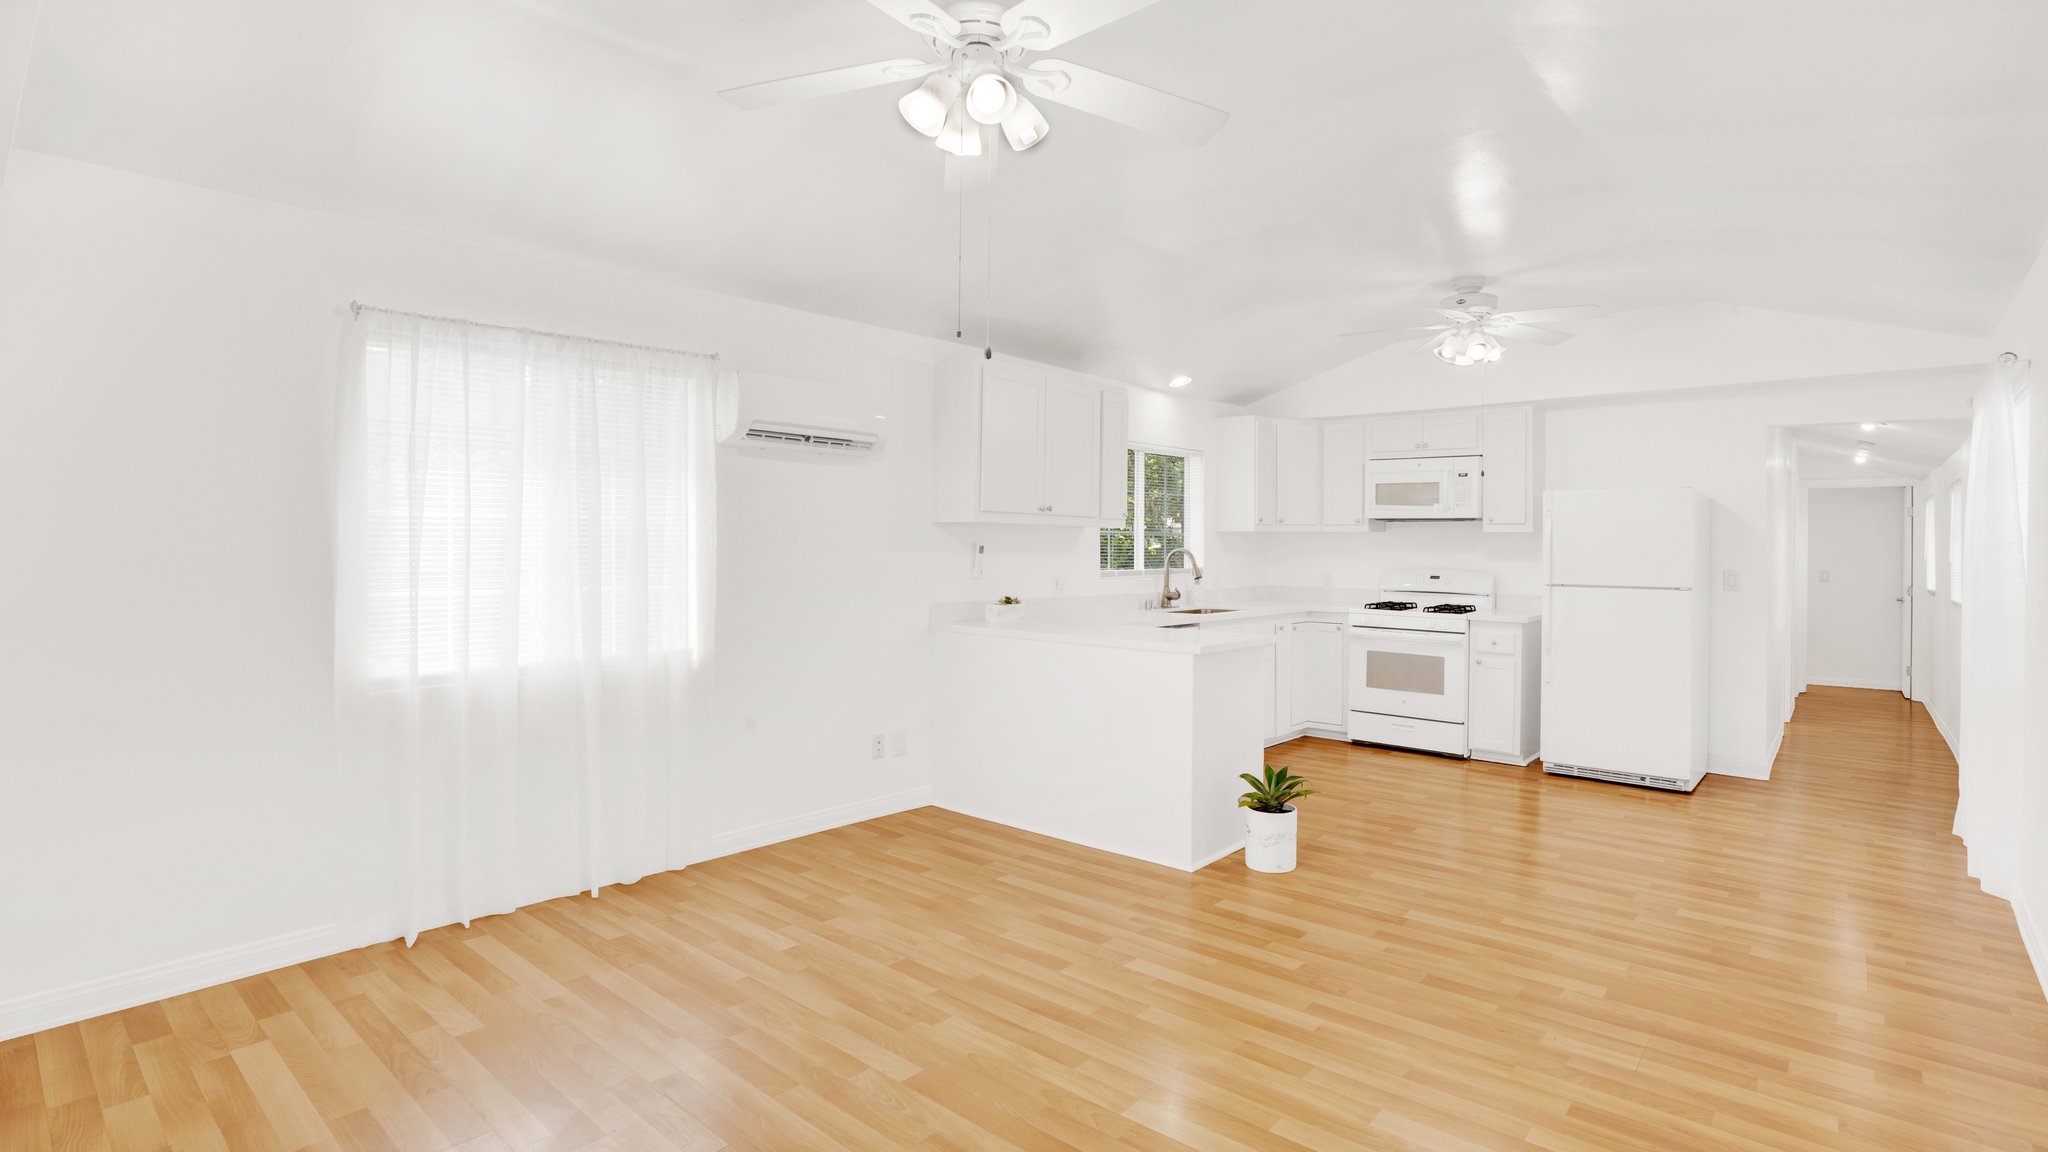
[13,0,2048,399]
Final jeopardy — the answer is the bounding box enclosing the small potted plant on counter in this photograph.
[1239,764,1315,873]
[985,595,1025,624]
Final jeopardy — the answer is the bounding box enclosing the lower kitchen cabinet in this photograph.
[1469,621,1541,765]
[1289,621,1346,729]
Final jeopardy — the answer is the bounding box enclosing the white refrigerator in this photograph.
[1540,489,1711,791]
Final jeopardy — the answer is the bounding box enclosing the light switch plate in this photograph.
[1722,569,1741,591]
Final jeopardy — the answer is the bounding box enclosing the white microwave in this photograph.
[1366,455,1483,520]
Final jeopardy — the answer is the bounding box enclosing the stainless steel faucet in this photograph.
[1158,548,1203,607]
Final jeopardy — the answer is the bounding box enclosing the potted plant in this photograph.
[1238,764,1315,873]
[985,595,1025,624]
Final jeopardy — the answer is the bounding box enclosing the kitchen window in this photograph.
[1100,445,1204,573]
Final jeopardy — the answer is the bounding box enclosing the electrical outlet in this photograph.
[870,733,885,760]
[1723,569,1741,591]
[1819,570,1831,584]
[892,730,908,757]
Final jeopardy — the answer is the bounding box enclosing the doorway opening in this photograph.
[1772,418,1971,723]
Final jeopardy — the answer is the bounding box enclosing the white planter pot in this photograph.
[1244,806,1297,873]
[985,602,1025,624]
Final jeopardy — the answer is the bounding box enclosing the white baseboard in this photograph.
[703,786,932,861]
[1806,677,1903,691]
[0,923,342,1043]
[1264,725,1348,748]
[2015,893,2048,1007]
[1931,707,1961,759]
[1705,724,1783,782]
[933,800,1220,873]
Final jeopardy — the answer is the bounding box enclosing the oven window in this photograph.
[1367,650,1446,695]
[1374,481,1440,508]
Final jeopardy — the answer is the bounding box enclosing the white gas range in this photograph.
[1346,568,1496,757]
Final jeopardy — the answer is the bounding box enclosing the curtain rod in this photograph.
[349,301,719,362]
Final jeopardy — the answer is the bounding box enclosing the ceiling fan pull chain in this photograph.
[955,158,964,340]
[984,130,997,360]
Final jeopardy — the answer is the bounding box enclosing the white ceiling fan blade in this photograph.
[1492,304,1604,325]
[1001,0,1165,49]
[1489,322,1573,347]
[1018,60,1227,146]
[1406,332,1455,357]
[863,0,958,39]
[1426,307,1477,322]
[1339,324,1450,339]
[718,58,934,111]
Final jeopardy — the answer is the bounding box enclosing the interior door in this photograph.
[1273,421,1321,526]
[1321,422,1366,526]
[979,368,1043,514]
[1039,379,1101,517]
[1901,487,1915,699]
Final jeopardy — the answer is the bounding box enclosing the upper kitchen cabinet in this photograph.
[1479,405,1536,533]
[1320,420,1368,528]
[1369,411,1480,457]
[1213,415,1323,530]
[932,358,1124,525]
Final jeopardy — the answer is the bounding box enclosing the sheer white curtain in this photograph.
[336,308,716,944]
[1955,360,2030,899]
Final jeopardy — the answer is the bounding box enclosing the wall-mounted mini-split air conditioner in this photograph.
[713,370,885,458]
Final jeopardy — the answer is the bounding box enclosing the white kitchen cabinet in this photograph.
[1480,405,1535,533]
[1273,421,1322,527]
[1320,420,1367,527]
[1289,621,1347,729]
[1218,406,1535,535]
[1468,621,1542,765]
[932,358,1123,525]
[1041,378,1102,517]
[1370,411,1481,456]
[1099,387,1129,521]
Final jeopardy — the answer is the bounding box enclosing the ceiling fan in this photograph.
[716,0,1229,159]
[1343,278,1605,366]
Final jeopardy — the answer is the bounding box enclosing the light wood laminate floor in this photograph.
[5,687,2046,1150]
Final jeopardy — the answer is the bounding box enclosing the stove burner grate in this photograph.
[1363,601,1419,611]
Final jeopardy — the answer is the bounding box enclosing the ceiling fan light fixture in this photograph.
[1000,93,1051,151]
[898,72,959,138]
[965,71,1017,125]
[936,101,983,157]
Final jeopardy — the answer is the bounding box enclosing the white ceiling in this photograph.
[14,0,2048,400]
[1793,419,1972,480]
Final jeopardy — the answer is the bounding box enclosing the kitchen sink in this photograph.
[1168,608,1236,614]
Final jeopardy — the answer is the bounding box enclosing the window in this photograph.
[1949,479,1966,604]
[1924,496,1938,595]
[1100,445,1204,573]
[349,312,713,681]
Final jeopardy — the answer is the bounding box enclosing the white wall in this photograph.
[0,151,1242,1031]
[1805,486,1907,690]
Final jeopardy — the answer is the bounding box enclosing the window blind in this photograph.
[1101,446,1204,572]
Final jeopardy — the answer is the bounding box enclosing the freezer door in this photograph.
[1540,586,1699,778]
[1547,489,1705,589]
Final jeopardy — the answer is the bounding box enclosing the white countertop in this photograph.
[931,597,1540,654]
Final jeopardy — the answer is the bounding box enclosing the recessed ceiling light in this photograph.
[1167,375,1193,389]
[1860,422,1878,431]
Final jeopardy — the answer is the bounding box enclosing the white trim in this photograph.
[0,923,342,1042]
[1263,726,1349,748]
[933,800,1229,873]
[1707,726,1782,781]
[703,787,932,860]
[1930,705,1961,758]
[1471,750,1541,766]
[1806,677,1904,691]
[2015,894,2048,1006]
